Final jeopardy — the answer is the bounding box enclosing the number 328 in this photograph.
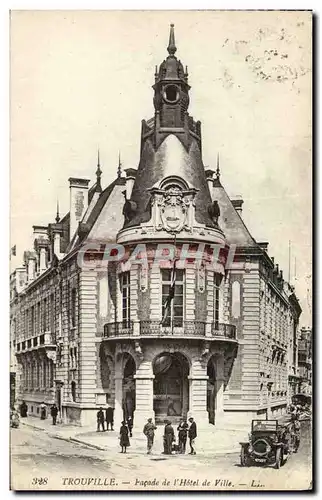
[32,477,48,486]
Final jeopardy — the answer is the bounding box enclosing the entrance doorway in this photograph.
[153,352,189,422]
[207,357,216,425]
[122,355,136,420]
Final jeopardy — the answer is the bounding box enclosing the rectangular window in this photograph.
[214,274,221,328]
[121,272,131,327]
[50,294,55,331]
[71,289,76,328]
[37,303,40,333]
[31,306,35,336]
[161,268,184,327]
[43,298,47,332]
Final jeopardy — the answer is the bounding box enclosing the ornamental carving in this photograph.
[150,186,197,233]
[197,263,206,293]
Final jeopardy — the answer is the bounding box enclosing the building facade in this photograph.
[297,327,312,396]
[10,26,302,428]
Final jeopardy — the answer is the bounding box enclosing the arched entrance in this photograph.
[153,352,189,422]
[207,356,216,425]
[122,355,136,420]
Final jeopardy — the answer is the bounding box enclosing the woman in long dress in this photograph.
[119,421,130,453]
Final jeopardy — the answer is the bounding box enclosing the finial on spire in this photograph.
[117,151,122,179]
[216,153,220,180]
[55,200,60,223]
[95,149,102,192]
[167,23,177,56]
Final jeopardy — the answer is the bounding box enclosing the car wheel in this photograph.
[240,446,248,467]
[275,448,282,469]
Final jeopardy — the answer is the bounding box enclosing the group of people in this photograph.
[19,400,59,425]
[162,417,197,455]
[96,405,115,432]
[142,417,197,456]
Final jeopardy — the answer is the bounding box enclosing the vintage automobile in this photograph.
[240,419,299,469]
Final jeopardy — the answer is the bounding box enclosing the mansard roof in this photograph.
[125,134,215,229]
[213,179,256,247]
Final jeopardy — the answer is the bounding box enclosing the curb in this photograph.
[69,437,106,451]
[20,421,240,456]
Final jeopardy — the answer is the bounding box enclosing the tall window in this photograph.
[121,272,131,327]
[71,289,76,328]
[214,274,221,328]
[43,298,47,331]
[161,269,184,327]
[50,294,55,331]
[31,306,35,336]
[71,381,76,402]
[37,303,40,333]
[231,281,241,319]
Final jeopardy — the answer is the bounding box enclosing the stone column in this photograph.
[133,360,155,431]
[188,376,209,427]
[214,353,225,424]
[114,376,123,427]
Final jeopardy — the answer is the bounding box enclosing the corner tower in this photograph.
[119,24,223,240]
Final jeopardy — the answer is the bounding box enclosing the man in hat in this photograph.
[105,404,114,431]
[143,418,157,454]
[188,417,197,455]
[163,420,175,455]
[97,407,105,432]
[177,418,189,454]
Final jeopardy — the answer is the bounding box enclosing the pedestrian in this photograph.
[188,417,197,455]
[96,407,105,432]
[50,403,58,425]
[127,416,133,437]
[177,418,189,454]
[143,418,157,454]
[105,404,114,431]
[119,421,130,453]
[163,420,175,455]
[20,400,28,418]
[40,402,47,420]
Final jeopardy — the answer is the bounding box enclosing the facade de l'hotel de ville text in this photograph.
[10,25,302,430]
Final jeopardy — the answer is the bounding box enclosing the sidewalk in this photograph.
[20,416,247,456]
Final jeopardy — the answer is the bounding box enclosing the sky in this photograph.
[10,10,312,325]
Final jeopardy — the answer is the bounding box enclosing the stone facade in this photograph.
[10,25,303,429]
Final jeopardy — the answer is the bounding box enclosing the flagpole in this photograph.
[171,232,177,336]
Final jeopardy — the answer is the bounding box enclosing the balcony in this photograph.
[103,320,236,341]
[16,332,56,354]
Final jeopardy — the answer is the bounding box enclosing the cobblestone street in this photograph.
[10,421,312,491]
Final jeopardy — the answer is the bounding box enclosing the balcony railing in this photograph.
[104,321,134,337]
[103,321,236,340]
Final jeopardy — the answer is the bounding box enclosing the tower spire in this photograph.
[95,149,102,192]
[216,153,220,180]
[167,23,177,56]
[55,200,60,223]
[117,151,122,179]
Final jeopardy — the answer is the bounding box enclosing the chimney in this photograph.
[258,242,269,252]
[231,195,244,215]
[15,266,27,292]
[33,225,49,273]
[69,178,90,240]
[205,169,215,198]
[24,251,37,283]
[124,169,137,199]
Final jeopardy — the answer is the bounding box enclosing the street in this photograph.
[10,421,312,491]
